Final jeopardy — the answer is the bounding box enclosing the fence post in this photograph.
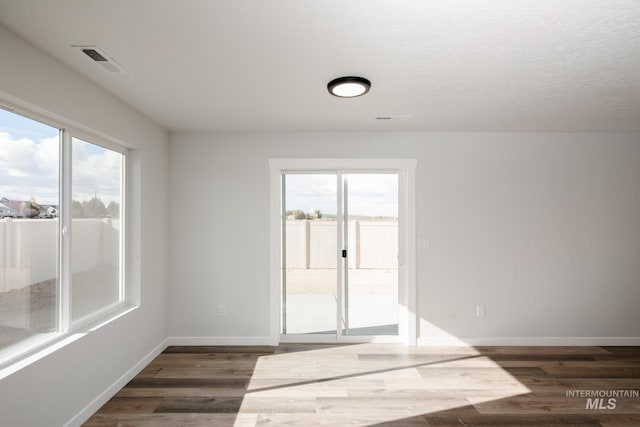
[3,218,13,292]
[354,220,360,269]
[304,220,310,269]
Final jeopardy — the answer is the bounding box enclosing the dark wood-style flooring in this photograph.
[84,344,640,426]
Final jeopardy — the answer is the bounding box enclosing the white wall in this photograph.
[0,25,169,426]
[169,131,640,345]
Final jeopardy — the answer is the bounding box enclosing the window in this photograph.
[71,138,124,322]
[0,106,127,364]
[0,109,59,351]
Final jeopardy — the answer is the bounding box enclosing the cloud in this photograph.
[347,174,398,217]
[284,174,398,218]
[0,132,59,204]
[0,132,122,205]
[72,138,122,204]
[285,174,337,214]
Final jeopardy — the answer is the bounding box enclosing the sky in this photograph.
[285,173,398,218]
[2,107,393,213]
[0,108,121,206]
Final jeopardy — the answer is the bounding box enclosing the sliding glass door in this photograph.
[342,173,399,336]
[282,174,337,334]
[281,171,399,340]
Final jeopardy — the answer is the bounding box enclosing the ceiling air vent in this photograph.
[72,45,125,74]
[375,115,411,121]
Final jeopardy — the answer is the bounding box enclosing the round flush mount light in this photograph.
[327,76,371,98]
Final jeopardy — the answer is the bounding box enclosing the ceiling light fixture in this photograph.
[327,76,371,98]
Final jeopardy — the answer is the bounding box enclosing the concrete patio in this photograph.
[283,268,398,335]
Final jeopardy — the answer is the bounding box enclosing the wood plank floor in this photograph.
[84,344,640,426]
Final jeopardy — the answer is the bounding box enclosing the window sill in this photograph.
[0,304,138,381]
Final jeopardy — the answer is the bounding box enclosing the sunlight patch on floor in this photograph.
[239,344,531,425]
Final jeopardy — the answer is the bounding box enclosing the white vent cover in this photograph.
[72,45,125,74]
[375,115,411,121]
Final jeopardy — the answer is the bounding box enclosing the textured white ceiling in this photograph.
[1,0,639,132]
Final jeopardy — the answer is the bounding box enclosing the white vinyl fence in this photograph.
[1,218,392,293]
[285,220,398,269]
[0,218,119,292]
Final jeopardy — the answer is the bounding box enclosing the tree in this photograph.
[72,200,84,217]
[287,209,307,220]
[107,201,120,218]
[19,198,40,218]
[285,209,323,220]
[84,197,108,217]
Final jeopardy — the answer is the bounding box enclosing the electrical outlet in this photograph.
[218,304,227,316]
[476,304,486,318]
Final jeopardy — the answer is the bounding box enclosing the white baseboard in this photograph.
[65,338,168,427]
[169,335,640,347]
[62,333,640,426]
[417,336,640,347]
[167,336,275,346]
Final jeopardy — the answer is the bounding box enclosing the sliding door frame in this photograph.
[269,158,417,346]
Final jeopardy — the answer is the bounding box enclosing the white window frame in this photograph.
[67,134,127,330]
[0,99,134,373]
